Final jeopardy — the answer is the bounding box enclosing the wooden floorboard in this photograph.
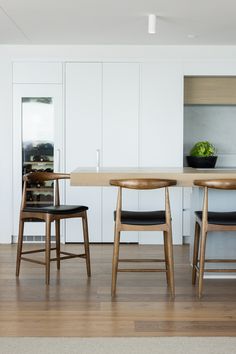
[0,244,236,336]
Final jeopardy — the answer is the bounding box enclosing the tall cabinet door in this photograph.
[13,84,63,238]
[140,62,183,167]
[139,62,183,245]
[102,63,140,242]
[65,63,102,242]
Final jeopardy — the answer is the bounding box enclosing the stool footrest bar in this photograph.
[60,251,86,258]
[118,259,165,263]
[198,259,236,263]
[51,254,86,261]
[22,247,56,255]
[195,265,236,273]
[21,257,46,265]
[118,268,167,272]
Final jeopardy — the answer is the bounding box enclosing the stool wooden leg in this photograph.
[82,212,91,277]
[163,231,169,286]
[55,220,60,270]
[192,222,200,285]
[16,218,24,276]
[45,218,51,285]
[166,226,175,298]
[111,226,120,297]
[198,228,207,298]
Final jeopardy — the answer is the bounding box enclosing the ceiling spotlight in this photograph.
[148,14,157,34]
[187,34,197,39]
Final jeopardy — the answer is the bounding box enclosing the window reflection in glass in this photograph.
[22,97,54,207]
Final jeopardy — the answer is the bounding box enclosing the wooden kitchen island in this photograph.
[71,167,236,276]
[70,167,236,187]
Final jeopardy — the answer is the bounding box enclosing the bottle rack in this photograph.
[22,142,54,208]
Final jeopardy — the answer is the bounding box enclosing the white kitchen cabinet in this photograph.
[139,62,183,244]
[102,63,140,242]
[102,63,140,167]
[183,187,192,238]
[13,62,62,84]
[65,63,102,242]
[140,62,183,167]
[65,61,184,244]
[65,63,102,168]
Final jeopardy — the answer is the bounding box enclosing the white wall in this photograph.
[1,45,236,243]
[0,58,12,243]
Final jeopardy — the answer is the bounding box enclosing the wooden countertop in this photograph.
[70,167,236,187]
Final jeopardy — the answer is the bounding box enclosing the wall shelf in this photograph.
[26,188,53,192]
[184,76,236,105]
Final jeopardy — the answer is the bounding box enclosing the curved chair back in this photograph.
[193,180,236,298]
[22,172,70,209]
[194,179,236,190]
[109,178,176,297]
[23,172,70,182]
[110,178,176,190]
[110,178,177,227]
[194,179,236,226]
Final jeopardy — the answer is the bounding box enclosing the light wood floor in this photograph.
[1,244,236,337]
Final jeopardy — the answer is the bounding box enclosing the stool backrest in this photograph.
[21,172,70,209]
[194,179,236,190]
[110,178,177,226]
[110,178,176,190]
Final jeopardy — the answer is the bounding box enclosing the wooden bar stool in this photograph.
[16,172,91,284]
[110,178,177,298]
[193,179,236,298]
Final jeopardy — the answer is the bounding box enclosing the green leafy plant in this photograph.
[190,141,216,157]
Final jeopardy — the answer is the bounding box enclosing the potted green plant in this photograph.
[187,141,217,168]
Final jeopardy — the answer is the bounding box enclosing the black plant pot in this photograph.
[186,156,218,168]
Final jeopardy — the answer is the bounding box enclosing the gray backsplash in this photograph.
[184,105,236,167]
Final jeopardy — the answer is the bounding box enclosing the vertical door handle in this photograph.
[96,149,100,171]
[56,148,60,172]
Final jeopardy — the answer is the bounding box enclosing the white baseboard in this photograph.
[11,235,56,243]
[190,263,236,279]
[204,274,236,279]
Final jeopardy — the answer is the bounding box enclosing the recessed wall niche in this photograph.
[184,76,236,167]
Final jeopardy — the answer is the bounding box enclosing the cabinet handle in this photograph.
[96,149,100,172]
[56,149,60,172]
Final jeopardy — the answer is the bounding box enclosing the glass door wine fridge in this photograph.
[22,97,54,207]
[13,84,63,240]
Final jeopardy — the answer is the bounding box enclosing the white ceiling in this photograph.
[0,0,236,45]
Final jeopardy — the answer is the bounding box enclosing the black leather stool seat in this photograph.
[114,210,166,226]
[195,211,236,225]
[23,205,88,215]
